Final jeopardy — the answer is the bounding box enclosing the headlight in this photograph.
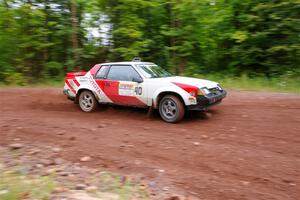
[197,89,204,95]
[198,87,210,95]
[202,88,210,94]
[217,84,223,91]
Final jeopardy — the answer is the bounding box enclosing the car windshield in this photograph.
[136,64,173,78]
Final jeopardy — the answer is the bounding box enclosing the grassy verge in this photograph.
[94,171,149,200]
[0,79,64,88]
[0,74,299,94]
[0,165,55,200]
[194,74,300,94]
[0,163,149,200]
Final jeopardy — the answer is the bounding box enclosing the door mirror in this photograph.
[132,76,143,83]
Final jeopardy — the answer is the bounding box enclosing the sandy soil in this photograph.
[0,88,299,200]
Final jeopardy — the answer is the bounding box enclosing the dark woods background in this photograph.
[0,0,299,85]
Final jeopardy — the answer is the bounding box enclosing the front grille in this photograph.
[208,87,222,96]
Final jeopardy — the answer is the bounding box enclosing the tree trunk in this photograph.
[43,0,50,63]
[168,1,177,74]
[70,0,79,63]
[2,0,9,10]
[178,58,186,75]
[169,0,185,75]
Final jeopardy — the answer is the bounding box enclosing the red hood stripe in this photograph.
[172,82,198,96]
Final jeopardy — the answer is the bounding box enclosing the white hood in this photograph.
[148,76,219,89]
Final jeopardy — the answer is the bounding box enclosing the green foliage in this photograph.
[44,61,63,79]
[1,71,26,86]
[0,0,299,91]
[228,0,300,76]
[97,0,158,60]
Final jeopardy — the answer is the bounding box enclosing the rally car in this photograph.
[63,59,226,123]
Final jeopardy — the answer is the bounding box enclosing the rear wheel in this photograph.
[79,91,97,112]
[159,95,185,123]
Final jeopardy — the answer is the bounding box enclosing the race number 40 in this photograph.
[134,87,142,95]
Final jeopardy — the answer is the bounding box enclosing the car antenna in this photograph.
[132,57,142,62]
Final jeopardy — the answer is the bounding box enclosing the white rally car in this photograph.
[63,60,226,123]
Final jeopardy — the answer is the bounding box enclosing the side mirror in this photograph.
[132,76,143,83]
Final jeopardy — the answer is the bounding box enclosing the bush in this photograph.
[1,71,26,85]
[44,62,63,79]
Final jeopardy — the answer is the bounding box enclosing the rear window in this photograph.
[95,65,110,79]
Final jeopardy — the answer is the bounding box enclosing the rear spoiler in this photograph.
[66,71,86,78]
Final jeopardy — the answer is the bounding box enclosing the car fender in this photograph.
[75,87,99,104]
[75,72,102,101]
[76,71,114,104]
[152,86,191,108]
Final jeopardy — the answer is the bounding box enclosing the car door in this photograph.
[104,65,147,106]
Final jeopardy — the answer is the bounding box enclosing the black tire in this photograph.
[159,95,185,123]
[78,90,97,112]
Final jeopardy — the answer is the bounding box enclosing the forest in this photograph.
[0,0,299,91]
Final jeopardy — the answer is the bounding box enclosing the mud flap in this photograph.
[147,106,154,118]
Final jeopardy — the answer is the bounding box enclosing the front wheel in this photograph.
[79,90,97,112]
[159,95,185,123]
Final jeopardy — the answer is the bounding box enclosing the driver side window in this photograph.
[107,65,141,82]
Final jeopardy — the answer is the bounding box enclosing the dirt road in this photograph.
[1,88,299,200]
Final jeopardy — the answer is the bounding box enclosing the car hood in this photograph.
[149,76,219,89]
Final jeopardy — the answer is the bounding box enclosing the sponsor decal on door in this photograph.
[118,82,143,97]
[119,82,135,96]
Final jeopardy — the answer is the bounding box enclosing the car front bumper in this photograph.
[187,90,227,111]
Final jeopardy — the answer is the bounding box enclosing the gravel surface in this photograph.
[0,88,300,200]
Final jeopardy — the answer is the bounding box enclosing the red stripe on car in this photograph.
[73,79,80,87]
[65,79,76,94]
[172,82,198,97]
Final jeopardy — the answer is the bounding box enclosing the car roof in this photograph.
[99,61,155,66]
